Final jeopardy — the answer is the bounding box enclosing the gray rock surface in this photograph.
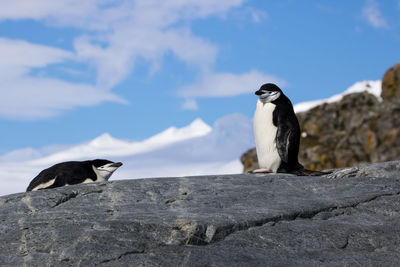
[1,161,400,266]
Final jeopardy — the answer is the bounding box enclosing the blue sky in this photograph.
[0,0,399,154]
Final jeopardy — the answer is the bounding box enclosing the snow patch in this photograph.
[294,80,381,113]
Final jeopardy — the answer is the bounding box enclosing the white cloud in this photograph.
[0,38,125,119]
[0,0,124,30]
[0,0,249,118]
[0,1,244,88]
[68,0,235,89]
[0,38,72,69]
[1,77,125,119]
[362,0,388,29]
[74,27,218,89]
[177,70,287,98]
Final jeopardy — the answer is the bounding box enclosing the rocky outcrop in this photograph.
[382,62,400,102]
[242,62,400,173]
[1,161,400,266]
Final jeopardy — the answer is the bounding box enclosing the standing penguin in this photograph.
[26,159,123,191]
[253,83,324,175]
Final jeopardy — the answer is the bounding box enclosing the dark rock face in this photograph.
[242,63,400,173]
[1,161,400,266]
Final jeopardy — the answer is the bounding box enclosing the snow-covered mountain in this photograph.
[30,118,213,166]
[0,114,253,196]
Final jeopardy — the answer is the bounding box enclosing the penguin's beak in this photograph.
[255,89,272,96]
[111,162,123,168]
[255,89,263,96]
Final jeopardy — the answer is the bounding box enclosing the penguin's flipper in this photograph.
[275,104,302,168]
[45,174,68,189]
[27,176,57,191]
[48,172,91,188]
[276,124,298,164]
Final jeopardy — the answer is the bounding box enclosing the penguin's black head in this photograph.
[91,159,123,180]
[255,83,282,103]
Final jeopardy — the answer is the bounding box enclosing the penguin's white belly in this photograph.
[253,101,281,172]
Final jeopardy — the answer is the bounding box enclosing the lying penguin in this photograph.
[26,159,123,191]
[252,83,328,176]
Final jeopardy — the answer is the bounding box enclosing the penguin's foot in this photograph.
[249,168,273,174]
